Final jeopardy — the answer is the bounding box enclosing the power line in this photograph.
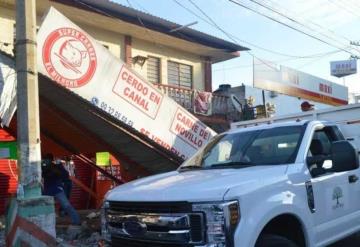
[213,49,342,72]
[175,0,345,61]
[74,0,202,62]
[186,0,297,59]
[183,0,345,72]
[328,0,360,19]
[247,0,359,54]
[184,0,353,74]
[297,51,338,69]
[271,0,360,55]
[229,0,358,56]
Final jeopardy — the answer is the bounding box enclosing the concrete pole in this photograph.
[15,0,42,197]
[5,1,56,245]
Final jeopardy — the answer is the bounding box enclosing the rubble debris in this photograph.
[66,225,83,240]
[55,210,106,247]
[0,229,4,247]
[56,231,105,247]
[86,211,100,220]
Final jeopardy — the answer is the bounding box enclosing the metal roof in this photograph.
[38,74,183,174]
[52,0,249,53]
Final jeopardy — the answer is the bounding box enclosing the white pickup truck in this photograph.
[101,104,360,247]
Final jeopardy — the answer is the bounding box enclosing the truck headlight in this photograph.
[193,201,240,247]
[101,201,111,242]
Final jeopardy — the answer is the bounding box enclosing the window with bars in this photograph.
[147,56,161,84]
[167,61,193,89]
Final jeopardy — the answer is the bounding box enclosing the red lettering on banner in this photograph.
[123,87,149,111]
[112,65,163,119]
[170,108,211,150]
[140,127,186,159]
[150,92,161,105]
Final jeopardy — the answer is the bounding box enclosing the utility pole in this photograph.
[5,1,56,246]
[16,0,41,199]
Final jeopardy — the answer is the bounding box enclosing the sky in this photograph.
[114,0,360,95]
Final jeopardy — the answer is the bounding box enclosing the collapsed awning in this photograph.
[39,74,183,174]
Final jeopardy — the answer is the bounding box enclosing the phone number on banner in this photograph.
[92,97,134,127]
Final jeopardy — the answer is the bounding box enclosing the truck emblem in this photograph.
[332,187,344,209]
[123,220,147,236]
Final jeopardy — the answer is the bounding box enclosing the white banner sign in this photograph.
[253,58,348,106]
[37,7,216,160]
[330,60,357,78]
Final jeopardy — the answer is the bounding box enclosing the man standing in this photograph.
[42,153,80,225]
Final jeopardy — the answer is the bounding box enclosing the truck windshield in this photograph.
[180,126,304,170]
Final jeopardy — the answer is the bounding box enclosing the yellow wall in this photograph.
[0,3,205,91]
[78,23,124,61]
[0,5,15,55]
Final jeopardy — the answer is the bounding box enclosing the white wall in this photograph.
[244,86,334,117]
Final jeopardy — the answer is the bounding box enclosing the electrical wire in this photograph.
[328,0,360,19]
[265,0,354,44]
[213,49,342,72]
[247,0,359,54]
[185,0,307,58]
[297,51,338,69]
[173,0,340,59]
[74,0,209,62]
[229,0,358,56]
[184,0,357,68]
[183,0,352,74]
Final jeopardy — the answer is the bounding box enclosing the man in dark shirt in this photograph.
[42,153,80,225]
[57,158,73,216]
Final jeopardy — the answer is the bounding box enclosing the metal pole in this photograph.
[16,0,42,198]
[262,89,267,117]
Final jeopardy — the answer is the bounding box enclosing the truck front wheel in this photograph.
[255,234,298,247]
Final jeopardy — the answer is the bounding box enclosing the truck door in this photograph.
[307,126,360,245]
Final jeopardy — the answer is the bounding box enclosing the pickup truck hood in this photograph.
[106,165,288,202]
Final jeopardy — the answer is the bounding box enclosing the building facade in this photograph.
[0,0,248,214]
[0,0,247,93]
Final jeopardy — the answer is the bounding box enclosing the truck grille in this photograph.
[107,201,205,246]
[109,201,193,213]
[111,237,193,247]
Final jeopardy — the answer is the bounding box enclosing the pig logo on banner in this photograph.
[42,27,97,88]
[57,40,87,73]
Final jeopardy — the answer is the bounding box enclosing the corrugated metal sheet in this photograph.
[0,159,18,214]
[0,127,17,215]
[0,129,15,141]
[39,74,182,174]
[0,158,98,214]
[69,157,95,210]
[0,157,98,214]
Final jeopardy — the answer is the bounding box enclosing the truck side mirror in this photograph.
[331,140,359,172]
[306,155,326,166]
